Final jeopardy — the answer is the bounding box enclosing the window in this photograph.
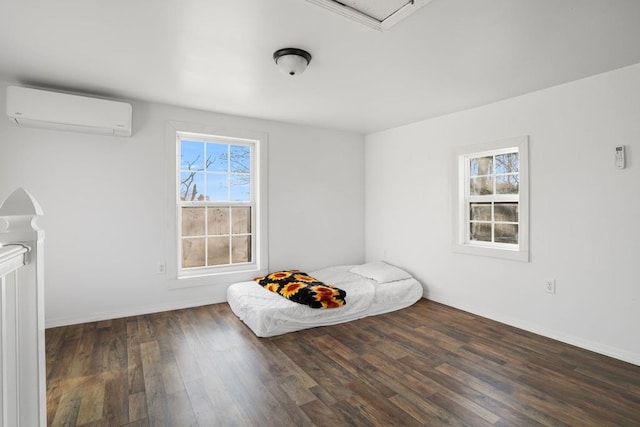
[174,129,267,278]
[453,136,529,261]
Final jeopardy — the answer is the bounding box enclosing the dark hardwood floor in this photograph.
[46,299,640,426]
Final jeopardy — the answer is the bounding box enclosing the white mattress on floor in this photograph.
[227,265,423,337]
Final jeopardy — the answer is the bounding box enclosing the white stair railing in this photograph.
[0,188,45,427]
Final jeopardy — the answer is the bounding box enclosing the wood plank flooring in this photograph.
[46,299,640,426]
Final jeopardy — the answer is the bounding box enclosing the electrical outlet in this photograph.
[545,279,556,294]
[157,262,166,274]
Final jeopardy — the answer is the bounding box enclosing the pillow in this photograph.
[349,261,412,284]
[254,270,346,309]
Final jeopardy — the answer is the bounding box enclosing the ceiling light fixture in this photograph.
[273,48,312,76]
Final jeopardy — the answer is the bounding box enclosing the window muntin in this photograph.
[177,133,256,273]
[453,136,529,261]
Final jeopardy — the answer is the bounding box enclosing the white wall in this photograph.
[0,83,365,327]
[365,63,640,365]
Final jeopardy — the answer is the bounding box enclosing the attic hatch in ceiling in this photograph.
[306,0,432,31]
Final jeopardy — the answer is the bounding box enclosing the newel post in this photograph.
[0,188,46,427]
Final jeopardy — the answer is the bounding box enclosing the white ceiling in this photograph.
[1,0,640,134]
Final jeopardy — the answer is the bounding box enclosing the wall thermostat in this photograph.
[615,146,625,169]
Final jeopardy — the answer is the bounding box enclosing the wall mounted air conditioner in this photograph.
[6,85,132,136]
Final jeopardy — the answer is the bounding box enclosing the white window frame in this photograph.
[453,136,529,262]
[165,121,269,286]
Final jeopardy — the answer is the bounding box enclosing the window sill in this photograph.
[452,243,529,262]
[169,266,268,290]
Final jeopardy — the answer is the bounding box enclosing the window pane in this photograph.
[494,203,518,222]
[182,207,205,236]
[207,207,229,235]
[231,236,251,263]
[495,224,518,244]
[470,156,492,176]
[180,172,204,201]
[207,236,230,265]
[470,177,493,195]
[206,173,228,201]
[206,143,228,172]
[181,141,205,171]
[470,203,491,221]
[470,222,492,242]
[230,175,250,201]
[182,238,206,268]
[232,207,251,234]
[495,153,519,174]
[496,174,519,194]
[230,145,251,173]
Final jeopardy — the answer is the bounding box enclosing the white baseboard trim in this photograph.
[427,296,640,367]
[45,295,227,329]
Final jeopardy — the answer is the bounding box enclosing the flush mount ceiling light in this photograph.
[273,48,312,76]
[306,0,433,31]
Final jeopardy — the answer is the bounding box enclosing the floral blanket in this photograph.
[254,270,346,308]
